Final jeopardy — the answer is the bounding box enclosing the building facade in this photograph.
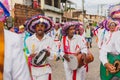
[41,0,62,23]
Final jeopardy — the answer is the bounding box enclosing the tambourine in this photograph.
[31,49,48,66]
[113,60,120,73]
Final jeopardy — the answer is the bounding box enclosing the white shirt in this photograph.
[97,28,107,48]
[102,31,112,47]
[47,28,61,40]
[60,35,88,57]
[100,31,120,65]
[26,34,57,76]
[4,30,31,80]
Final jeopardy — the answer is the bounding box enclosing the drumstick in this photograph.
[32,44,35,54]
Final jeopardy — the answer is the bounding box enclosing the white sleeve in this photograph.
[4,30,31,80]
[59,38,65,57]
[99,47,108,65]
[48,39,58,59]
[12,39,31,80]
[78,37,88,54]
[99,43,111,65]
[114,37,120,53]
[4,30,13,80]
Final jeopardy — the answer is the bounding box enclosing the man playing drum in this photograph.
[60,22,88,80]
[25,15,57,80]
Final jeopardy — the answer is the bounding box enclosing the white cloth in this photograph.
[32,73,50,80]
[102,31,112,47]
[100,31,120,65]
[47,28,61,40]
[60,35,88,57]
[26,34,57,77]
[47,28,62,54]
[97,28,107,48]
[64,62,86,80]
[4,30,31,80]
[60,35,88,80]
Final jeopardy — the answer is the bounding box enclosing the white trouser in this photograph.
[64,60,86,80]
[32,73,50,80]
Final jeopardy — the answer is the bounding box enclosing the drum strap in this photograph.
[0,22,4,79]
[63,36,72,54]
[63,36,67,54]
[73,70,77,80]
[48,74,51,80]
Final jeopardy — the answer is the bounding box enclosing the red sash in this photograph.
[28,56,51,80]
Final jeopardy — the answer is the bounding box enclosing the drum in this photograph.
[31,49,48,66]
[67,52,94,70]
[67,54,84,70]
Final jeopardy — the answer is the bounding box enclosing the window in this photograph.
[54,0,59,8]
[45,0,52,6]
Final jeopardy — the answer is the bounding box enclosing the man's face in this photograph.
[109,22,117,32]
[35,23,46,35]
[67,25,75,37]
[55,25,59,30]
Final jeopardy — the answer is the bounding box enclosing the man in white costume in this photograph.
[3,29,31,80]
[60,22,88,80]
[25,15,57,80]
[100,31,120,80]
[47,23,62,57]
[96,20,107,49]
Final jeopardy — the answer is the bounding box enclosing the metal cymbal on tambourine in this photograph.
[31,49,48,66]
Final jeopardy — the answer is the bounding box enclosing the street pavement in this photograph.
[50,37,101,80]
[86,37,101,80]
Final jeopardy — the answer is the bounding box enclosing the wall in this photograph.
[45,11,62,23]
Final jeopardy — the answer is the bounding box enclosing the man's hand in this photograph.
[63,54,70,62]
[105,63,116,73]
[29,53,36,58]
[81,53,87,64]
[45,50,50,57]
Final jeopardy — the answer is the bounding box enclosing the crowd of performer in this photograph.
[2,3,120,80]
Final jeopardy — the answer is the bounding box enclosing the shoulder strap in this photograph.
[63,36,66,51]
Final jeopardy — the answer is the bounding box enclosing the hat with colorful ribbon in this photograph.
[108,4,120,20]
[62,21,82,36]
[25,14,53,34]
[106,19,119,31]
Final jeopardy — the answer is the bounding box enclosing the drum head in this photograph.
[67,54,78,70]
[31,49,47,66]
